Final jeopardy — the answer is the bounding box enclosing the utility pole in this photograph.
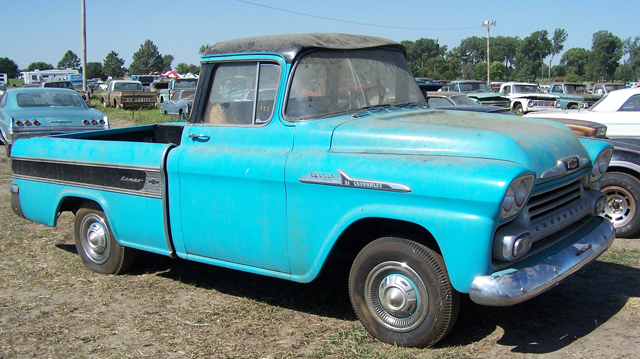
[482,21,496,87]
[81,0,87,91]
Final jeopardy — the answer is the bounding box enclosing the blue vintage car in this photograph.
[159,89,195,120]
[0,88,108,156]
[9,33,614,347]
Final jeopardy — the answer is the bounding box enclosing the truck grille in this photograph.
[532,100,555,107]
[528,179,582,222]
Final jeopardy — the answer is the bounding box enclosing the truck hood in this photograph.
[329,109,589,178]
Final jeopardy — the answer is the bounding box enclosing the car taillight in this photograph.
[24,120,32,126]
[15,120,23,126]
[33,120,41,126]
[99,119,106,125]
[82,119,89,125]
[90,118,97,125]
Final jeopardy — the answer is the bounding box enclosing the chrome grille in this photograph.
[532,100,555,107]
[528,179,582,222]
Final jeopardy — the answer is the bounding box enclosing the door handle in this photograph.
[187,133,210,140]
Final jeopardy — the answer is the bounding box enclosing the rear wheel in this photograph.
[568,103,579,109]
[101,97,107,107]
[74,206,134,274]
[349,237,459,347]
[601,172,640,238]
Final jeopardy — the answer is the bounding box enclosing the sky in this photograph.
[1,0,639,71]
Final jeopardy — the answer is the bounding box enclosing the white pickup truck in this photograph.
[499,82,557,115]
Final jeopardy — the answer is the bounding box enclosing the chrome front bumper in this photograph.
[469,217,615,306]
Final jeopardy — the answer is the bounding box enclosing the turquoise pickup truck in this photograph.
[9,33,615,347]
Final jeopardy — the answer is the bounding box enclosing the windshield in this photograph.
[16,91,86,108]
[449,95,478,106]
[513,85,540,94]
[605,84,625,92]
[114,82,143,91]
[566,85,587,94]
[456,82,490,92]
[175,80,197,89]
[285,49,424,119]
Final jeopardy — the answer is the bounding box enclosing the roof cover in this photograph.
[202,33,403,63]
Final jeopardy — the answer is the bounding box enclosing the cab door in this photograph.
[174,59,293,273]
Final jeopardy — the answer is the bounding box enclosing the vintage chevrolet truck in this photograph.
[499,82,557,115]
[100,80,157,109]
[9,33,615,347]
[548,82,600,110]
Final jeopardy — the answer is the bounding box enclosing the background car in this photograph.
[159,89,195,120]
[0,88,108,156]
[526,87,640,138]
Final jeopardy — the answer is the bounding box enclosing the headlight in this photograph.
[528,100,535,107]
[554,100,561,108]
[590,149,613,183]
[501,175,535,219]
[582,102,590,109]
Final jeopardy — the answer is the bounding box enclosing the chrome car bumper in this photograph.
[469,217,614,306]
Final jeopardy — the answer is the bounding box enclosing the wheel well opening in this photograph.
[606,166,640,181]
[58,197,101,217]
[332,218,440,258]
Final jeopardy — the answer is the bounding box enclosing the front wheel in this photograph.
[568,103,579,109]
[601,172,640,238]
[513,102,524,115]
[74,207,134,274]
[349,237,459,347]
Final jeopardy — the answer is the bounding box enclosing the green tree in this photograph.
[520,30,552,82]
[175,63,190,74]
[452,36,486,64]
[103,51,127,78]
[475,62,487,81]
[423,56,459,80]
[187,64,200,74]
[560,47,590,77]
[614,63,635,82]
[199,44,212,55]
[490,61,506,81]
[624,36,640,80]
[490,36,520,79]
[85,62,104,80]
[176,63,200,75]
[26,62,54,71]
[162,54,174,72]
[0,57,20,78]
[129,39,163,75]
[402,38,447,75]
[57,50,80,69]
[587,30,623,81]
[548,29,568,79]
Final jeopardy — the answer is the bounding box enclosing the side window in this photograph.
[203,62,280,125]
[619,95,640,112]
[551,85,562,93]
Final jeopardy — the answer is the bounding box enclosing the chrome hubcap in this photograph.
[602,186,635,227]
[80,214,110,264]
[365,261,428,332]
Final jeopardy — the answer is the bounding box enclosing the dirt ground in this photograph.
[0,118,639,358]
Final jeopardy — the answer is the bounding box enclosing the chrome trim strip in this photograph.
[10,156,161,172]
[470,218,614,306]
[12,174,163,199]
[299,170,411,193]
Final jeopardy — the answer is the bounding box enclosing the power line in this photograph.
[236,0,482,31]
